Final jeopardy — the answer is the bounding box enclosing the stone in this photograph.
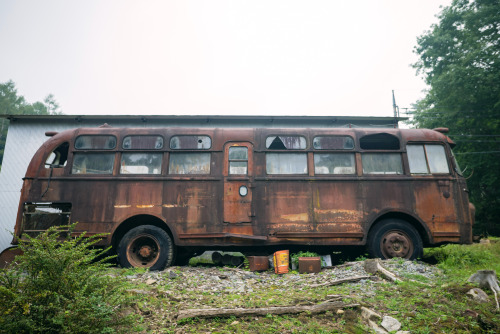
[381,315,401,332]
[168,271,178,279]
[145,278,157,285]
[467,288,490,303]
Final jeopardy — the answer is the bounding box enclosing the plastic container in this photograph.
[273,250,289,274]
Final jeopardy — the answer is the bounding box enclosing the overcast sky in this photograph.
[0,0,451,117]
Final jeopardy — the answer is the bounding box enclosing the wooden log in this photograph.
[309,275,373,288]
[364,259,401,283]
[177,301,359,320]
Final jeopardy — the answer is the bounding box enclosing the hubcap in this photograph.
[127,234,160,268]
[380,230,414,259]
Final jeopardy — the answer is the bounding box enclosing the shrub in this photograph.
[0,224,131,334]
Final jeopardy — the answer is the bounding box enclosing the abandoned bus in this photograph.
[8,125,474,269]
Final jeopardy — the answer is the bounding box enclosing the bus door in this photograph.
[223,143,254,224]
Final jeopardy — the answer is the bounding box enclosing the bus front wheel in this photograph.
[367,220,423,260]
[117,225,174,270]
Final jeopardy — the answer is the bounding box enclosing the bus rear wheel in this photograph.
[367,220,423,260]
[118,225,174,270]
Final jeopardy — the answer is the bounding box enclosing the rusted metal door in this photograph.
[223,142,253,223]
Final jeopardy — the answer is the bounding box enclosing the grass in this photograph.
[131,240,500,333]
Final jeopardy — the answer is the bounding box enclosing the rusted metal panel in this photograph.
[298,257,321,274]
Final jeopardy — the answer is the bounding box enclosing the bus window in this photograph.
[407,144,449,174]
[360,133,399,150]
[45,142,69,168]
[170,136,211,149]
[314,153,355,174]
[313,136,354,150]
[71,153,115,174]
[266,153,307,174]
[228,146,248,175]
[120,153,162,174]
[168,152,210,174]
[362,153,403,174]
[74,135,116,150]
[123,136,163,150]
[266,136,306,150]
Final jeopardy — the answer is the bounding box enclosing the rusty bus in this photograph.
[5,125,474,269]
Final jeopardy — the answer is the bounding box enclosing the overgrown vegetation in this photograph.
[0,225,132,334]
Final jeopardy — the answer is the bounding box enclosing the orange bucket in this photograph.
[273,250,289,274]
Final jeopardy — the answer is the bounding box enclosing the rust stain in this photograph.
[314,209,363,222]
[279,213,309,222]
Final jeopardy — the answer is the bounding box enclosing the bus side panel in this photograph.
[259,180,313,232]
[361,179,415,225]
[112,179,164,223]
[162,180,221,243]
[413,179,461,244]
[312,181,364,235]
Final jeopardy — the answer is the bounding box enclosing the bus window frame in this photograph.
[406,142,452,176]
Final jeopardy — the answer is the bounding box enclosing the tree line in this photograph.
[0,80,61,170]
[412,0,500,235]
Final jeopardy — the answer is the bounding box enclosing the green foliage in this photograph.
[0,224,131,334]
[0,80,61,171]
[412,0,500,235]
[425,240,500,279]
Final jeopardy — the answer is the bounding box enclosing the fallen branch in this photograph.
[364,259,401,283]
[309,275,372,288]
[177,301,359,320]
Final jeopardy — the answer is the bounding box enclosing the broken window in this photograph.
[71,153,115,174]
[123,136,163,150]
[45,142,69,168]
[314,153,355,174]
[23,202,72,236]
[266,153,307,174]
[168,153,211,174]
[120,153,162,174]
[313,136,354,150]
[360,133,400,150]
[362,153,403,175]
[407,144,449,174]
[229,146,248,175]
[266,136,306,150]
[74,135,116,150]
[170,136,211,149]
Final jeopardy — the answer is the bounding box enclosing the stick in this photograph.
[309,275,372,288]
[364,259,401,283]
[177,301,359,320]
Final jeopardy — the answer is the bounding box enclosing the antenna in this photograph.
[392,90,400,128]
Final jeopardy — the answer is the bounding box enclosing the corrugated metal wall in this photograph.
[0,116,399,252]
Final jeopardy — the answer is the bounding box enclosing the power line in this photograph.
[455,151,500,155]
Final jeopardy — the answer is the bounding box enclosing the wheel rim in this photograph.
[380,230,414,259]
[126,233,161,268]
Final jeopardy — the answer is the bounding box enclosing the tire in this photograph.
[367,219,423,260]
[117,225,174,270]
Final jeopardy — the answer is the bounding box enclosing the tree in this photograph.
[412,0,500,235]
[0,80,61,170]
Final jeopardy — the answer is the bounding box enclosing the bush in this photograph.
[0,225,131,333]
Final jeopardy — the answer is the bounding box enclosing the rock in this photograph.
[361,306,382,322]
[381,316,401,332]
[361,307,387,333]
[467,288,490,303]
[145,278,157,285]
[479,239,490,244]
[168,271,178,279]
[396,331,410,334]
